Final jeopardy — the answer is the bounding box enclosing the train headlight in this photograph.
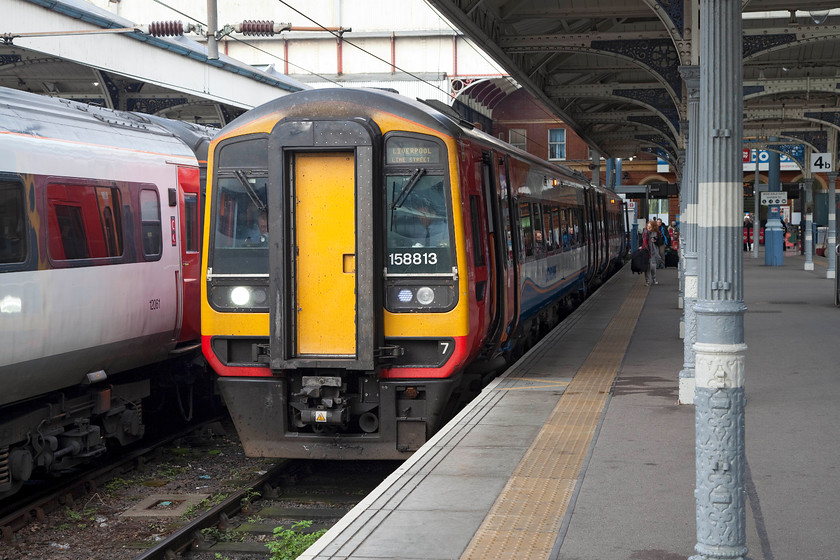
[397,289,413,303]
[416,286,435,305]
[385,283,455,312]
[230,286,251,306]
[209,284,269,311]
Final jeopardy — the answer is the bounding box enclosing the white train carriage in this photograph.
[0,87,214,497]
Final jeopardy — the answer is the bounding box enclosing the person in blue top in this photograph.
[655,217,670,268]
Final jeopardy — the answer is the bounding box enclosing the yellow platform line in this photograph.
[460,276,649,560]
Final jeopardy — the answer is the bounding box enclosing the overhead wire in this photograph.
[275,0,456,99]
[272,0,565,158]
[151,0,341,85]
[152,0,578,158]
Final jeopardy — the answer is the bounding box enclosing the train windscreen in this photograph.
[386,172,452,274]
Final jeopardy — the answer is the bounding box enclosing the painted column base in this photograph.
[679,375,695,405]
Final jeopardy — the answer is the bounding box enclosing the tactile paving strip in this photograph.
[460,276,648,559]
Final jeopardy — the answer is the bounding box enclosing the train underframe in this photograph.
[0,354,210,499]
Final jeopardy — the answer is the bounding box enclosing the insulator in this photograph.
[239,20,276,37]
[147,21,185,37]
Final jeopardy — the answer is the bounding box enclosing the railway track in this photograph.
[0,417,226,543]
[141,460,399,560]
[1,416,398,560]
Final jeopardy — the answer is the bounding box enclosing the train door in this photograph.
[584,188,597,284]
[177,166,201,343]
[294,152,356,355]
[496,155,518,339]
[267,120,381,372]
[596,192,608,273]
[476,151,504,354]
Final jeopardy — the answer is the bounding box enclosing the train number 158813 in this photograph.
[388,251,438,266]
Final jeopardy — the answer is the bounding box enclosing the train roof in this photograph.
[220,87,597,189]
[0,86,216,158]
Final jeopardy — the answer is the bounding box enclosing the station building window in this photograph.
[548,128,566,161]
[509,128,527,151]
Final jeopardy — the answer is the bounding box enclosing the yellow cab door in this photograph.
[294,152,356,356]
[268,119,380,372]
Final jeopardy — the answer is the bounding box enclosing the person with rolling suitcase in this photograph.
[641,220,660,286]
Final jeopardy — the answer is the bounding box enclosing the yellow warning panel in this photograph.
[315,411,327,423]
[295,152,356,356]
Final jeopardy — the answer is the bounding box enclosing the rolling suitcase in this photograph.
[664,249,679,268]
[630,249,649,274]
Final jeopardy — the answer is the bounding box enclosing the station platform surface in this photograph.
[300,249,840,560]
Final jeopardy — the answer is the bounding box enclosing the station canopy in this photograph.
[428,0,840,167]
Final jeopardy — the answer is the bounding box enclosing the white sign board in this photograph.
[760,191,788,205]
[811,153,833,173]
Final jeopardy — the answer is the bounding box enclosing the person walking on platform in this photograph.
[743,214,753,251]
[668,220,679,250]
[642,220,659,286]
[655,217,669,268]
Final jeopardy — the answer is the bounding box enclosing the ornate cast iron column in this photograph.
[827,171,836,279]
[691,0,748,558]
[679,65,699,405]
[805,177,815,271]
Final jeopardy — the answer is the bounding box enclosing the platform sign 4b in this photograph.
[811,153,833,172]
[760,191,787,205]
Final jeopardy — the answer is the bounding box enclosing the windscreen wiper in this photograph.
[234,169,266,211]
[391,168,426,209]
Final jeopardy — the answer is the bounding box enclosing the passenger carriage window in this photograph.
[561,208,569,247]
[519,201,533,257]
[47,183,123,261]
[532,203,545,253]
[551,207,561,251]
[0,180,26,264]
[140,189,162,258]
[52,204,89,259]
[574,208,585,243]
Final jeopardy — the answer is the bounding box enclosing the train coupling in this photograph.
[290,375,348,429]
